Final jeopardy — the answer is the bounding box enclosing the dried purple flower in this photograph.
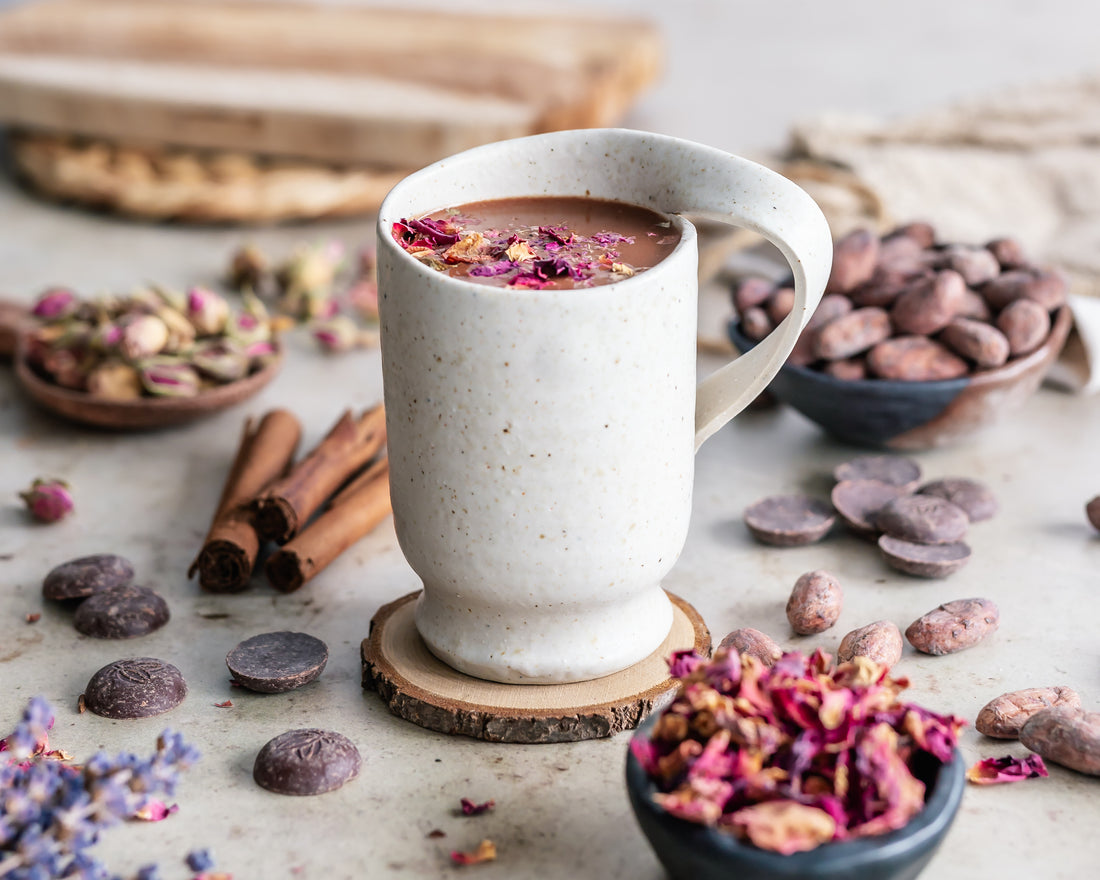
[1,698,199,879]
[19,479,74,524]
[186,287,231,336]
[31,288,78,321]
[186,849,214,872]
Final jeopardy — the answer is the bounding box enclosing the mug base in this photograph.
[362,589,711,742]
[413,584,675,685]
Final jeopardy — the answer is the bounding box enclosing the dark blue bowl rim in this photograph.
[625,717,966,872]
[726,303,1072,394]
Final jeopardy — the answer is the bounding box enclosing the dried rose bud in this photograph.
[139,357,201,397]
[90,321,125,354]
[243,340,278,371]
[119,314,170,360]
[278,241,344,299]
[226,310,271,347]
[87,360,143,400]
[312,315,363,353]
[154,304,198,353]
[228,244,271,292]
[192,339,249,383]
[186,286,230,336]
[42,347,92,390]
[31,287,78,321]
[19,478,74,523]
[346,279,379,321]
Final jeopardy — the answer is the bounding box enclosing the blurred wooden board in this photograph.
[0,0,663,168]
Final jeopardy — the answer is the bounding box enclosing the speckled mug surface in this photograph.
[377,129,831,684]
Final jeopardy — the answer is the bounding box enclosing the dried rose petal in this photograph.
[966,753,1048,785]
[636,648,963,853]
[19,478,74,523]
[460,797,495,816]
[727,800,837,854]
[132,799,179,821]
[450,839,496,866]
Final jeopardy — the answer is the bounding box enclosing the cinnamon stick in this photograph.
[254,405,386,544]
[188,408,302,592]
[265,456,391,592]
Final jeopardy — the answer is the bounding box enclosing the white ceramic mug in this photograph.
[376,129,831,684]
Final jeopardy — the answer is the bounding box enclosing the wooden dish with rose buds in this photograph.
[2,291,283,430]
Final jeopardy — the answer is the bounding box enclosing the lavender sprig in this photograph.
[1,697,201,880]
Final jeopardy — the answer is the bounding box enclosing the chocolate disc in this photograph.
[878,535,971,577]
[873,495,969,545]
[43,554,135,600]
[83,657,188,719]
[227,631,329,693]
[253,729,361,796]
[73,584,170,639]
[743,494,836,546]
[833,455,922,491]
[830,479,907,536]
[917,478,998,522]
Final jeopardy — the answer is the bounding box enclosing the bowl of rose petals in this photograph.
[626,649,966,880]
[728,224,1072,450]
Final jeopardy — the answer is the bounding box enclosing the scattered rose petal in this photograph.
[25,612,41,624]
[428,829,447,839]
[966,753,1049,785]
[460,797,495,816]
[450,839,497,866]
[213,700,233,709]
[133,799,179,822]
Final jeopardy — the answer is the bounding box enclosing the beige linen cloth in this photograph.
[771,73,1100,392]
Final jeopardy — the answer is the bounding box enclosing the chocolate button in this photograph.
[878,535,971,577]
[830,479,907,536]
[743,495,836,547]
[43,554,135,601]
[253,729,361,796]
[833,455,922,490]
[873,495,969,545]
[83,657,187,719]
[917,478,998,523]
[226,631,329,693]
[73,584,170,639]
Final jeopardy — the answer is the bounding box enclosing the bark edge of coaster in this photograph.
[361,590,710,744]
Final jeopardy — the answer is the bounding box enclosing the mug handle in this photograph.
[655,140,832,450]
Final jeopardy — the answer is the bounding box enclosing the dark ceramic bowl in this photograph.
[626,721,966,880]
[727,304,1072,450]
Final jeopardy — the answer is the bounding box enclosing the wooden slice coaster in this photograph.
[362,590,710,744]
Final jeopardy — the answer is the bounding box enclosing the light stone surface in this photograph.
[3,1,1100,877]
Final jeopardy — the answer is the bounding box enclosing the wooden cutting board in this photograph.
[0,0,663,168]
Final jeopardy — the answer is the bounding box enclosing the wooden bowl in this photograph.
[13,335,283,430]
[626,715,966,880]
[728,304,1072,450]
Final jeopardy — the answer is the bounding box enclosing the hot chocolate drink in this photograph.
[391,195,681,290]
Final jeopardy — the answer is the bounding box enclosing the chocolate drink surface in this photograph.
[391,196,681,289]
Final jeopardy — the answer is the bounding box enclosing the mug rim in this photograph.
[376,129,701,299]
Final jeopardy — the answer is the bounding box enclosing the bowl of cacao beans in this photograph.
[728,223,1073,450]
[626,649,967,880]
